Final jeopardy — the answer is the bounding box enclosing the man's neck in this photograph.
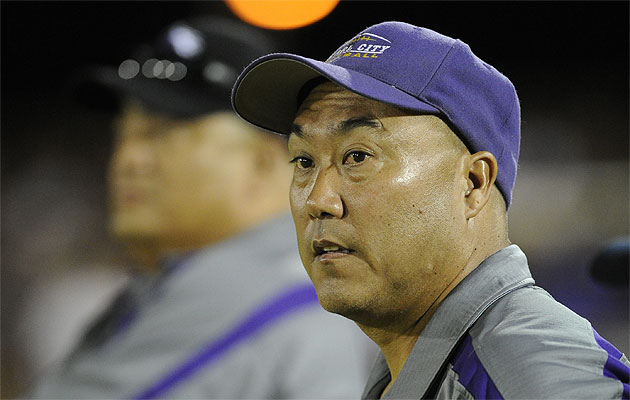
[356,292,444,396]
[358,240,510,396]
[358,320,427,394]
[127,246,161,274]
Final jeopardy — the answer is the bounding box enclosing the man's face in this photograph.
[289,83,470,328]
[108,102,253,252]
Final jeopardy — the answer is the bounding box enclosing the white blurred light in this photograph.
[168,25,205,59]
[153,60,168,79]
[203,61,237,87]
[118,59,140,79]
[142,59,159,78]
[164,62,175,79]
[167,62,187,81]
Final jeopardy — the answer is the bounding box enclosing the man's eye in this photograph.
[343,151,370,165]
[290,157,313,170]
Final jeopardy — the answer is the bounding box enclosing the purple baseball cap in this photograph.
[231,21,520,207]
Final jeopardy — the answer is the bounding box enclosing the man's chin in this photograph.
[108,218,162,244]
[316,287,373,321]
[315,285,400,330]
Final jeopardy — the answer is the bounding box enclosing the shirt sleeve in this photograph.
[469,285,629,399]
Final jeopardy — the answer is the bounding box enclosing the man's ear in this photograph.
[252,134,288,175]
[464,151,498,219]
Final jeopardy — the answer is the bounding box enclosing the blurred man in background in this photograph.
[28,15,370,399]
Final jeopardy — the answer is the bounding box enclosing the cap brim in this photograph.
[232,53,441,135]
[74,67,230,118]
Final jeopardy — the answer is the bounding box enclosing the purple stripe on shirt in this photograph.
[451,334,503,400]
[593,328,630,399]
[132,283,319,400]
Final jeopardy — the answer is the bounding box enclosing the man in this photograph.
[231,21,630,399]
[29,16,370,399]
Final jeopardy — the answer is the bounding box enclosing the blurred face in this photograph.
[289,83,470,328]
[108,102,254,253]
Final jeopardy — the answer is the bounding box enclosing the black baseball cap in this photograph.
[75,15,277,118]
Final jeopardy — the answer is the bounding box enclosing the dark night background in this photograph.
[3,1,629,173]
[2,1,628,397]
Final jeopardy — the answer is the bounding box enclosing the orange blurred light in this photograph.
[226,0,340,30]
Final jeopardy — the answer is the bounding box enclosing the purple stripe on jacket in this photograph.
[593,328,630,399]
[132,283,319,399]
[451,334,503,400]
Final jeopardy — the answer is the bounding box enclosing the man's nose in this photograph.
[305,167,345,220]
[111,137,155,176]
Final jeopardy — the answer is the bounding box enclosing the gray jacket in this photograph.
[30,214,368,399]
[363,245,629,399]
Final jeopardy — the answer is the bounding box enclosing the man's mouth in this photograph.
[114,187,147,205]
[313,239,354,258]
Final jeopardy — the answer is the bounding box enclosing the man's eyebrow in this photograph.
[289,116,381,138]
[290,123,304,138]
[337,116,382,132]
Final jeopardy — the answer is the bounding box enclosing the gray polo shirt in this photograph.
[362,245,629,399]
[29,214,369,399]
